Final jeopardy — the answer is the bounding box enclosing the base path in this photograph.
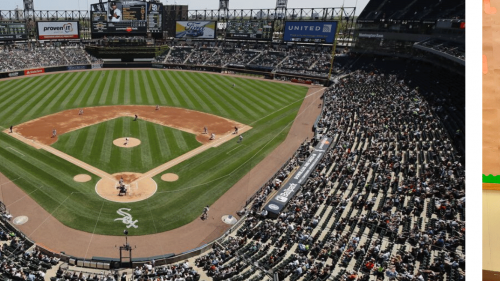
[0,84,324,258]
[8,105,247,146]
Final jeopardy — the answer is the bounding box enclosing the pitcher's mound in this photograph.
[113,137,141,148]
[74,174,91,182]
[95,172,157,203]
[161,173,179,182]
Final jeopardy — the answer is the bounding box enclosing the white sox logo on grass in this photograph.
[114,208,138,228]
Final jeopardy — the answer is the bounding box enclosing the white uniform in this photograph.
[110,8,121,22]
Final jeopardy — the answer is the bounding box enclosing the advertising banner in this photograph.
[37,22,80,40]
[175,21,216,39]
[24,68,45,76]
[264,137,332,218]
[0,71,24,79]
[283,21,338,43]
[67,65,89,71]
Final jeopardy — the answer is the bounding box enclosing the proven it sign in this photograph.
[37,22,80,40]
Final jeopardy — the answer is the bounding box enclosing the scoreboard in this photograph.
[147,3,163,33]
[91,1,163,37]
[0,23,28,41]
[226,20,273,40]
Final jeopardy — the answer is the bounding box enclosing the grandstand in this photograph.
[0,0,464,280]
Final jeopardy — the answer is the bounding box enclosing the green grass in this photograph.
[483,174,500,184]
[0,70,308,236]
[51,117,201,174]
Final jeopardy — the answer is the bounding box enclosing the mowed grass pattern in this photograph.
[52,117,201,174]
[0,70,308,235]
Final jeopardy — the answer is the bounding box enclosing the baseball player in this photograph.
[155,105,160,111]
[210,133,215,140]
[9,125,12,133]
[203,126,208,134]
[52,129,57,138]
[232,83,235,88]
[109,1,122,22]
[202,205,209,220]
[124,137,129,146]
[134,114,138,121]
[79,109,84,115]
[233,126,238,134]
[238,134,243,143]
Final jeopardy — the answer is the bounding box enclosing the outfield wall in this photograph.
[0,63,329,85]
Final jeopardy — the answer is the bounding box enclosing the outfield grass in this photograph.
[52,117,201,174]
[0,70,308,235]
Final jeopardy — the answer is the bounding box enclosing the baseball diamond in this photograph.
[0,69,317,242]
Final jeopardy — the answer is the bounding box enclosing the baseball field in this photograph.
[0,69,310,236]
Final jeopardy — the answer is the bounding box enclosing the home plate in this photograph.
[13,216,28,225]
[221,215,237,225]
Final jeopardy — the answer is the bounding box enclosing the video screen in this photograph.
[226,20,273,40]
[91,1,162,36]
[0,23,28,41]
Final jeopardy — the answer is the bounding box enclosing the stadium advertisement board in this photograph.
[0,71,24,79]
[264,137,332,218]
[283,21,338,43]
[37,22,80,40]
[24,68,45,76]
[67,65,89,71]
[0,23,28,41]
[175,21,216,39]
[226,20,273,40]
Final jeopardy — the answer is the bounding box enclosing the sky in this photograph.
[2,0,370,15]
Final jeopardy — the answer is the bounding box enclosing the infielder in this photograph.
[124,137,129,146]
[233,126,238,134]
[134,114,138,121]
[79,109,84,115]
[210,133,215,140]
[202,205,209,220]
[238,134,243,143]
[9,125,12,133]
[52,129,57,138]
[203,126,208,134]
[155,105,160,110]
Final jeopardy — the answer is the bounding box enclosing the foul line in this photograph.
[6,187,38,208]
[28,192,73,237]
[84,201,105,260]
[0,177,21,187]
